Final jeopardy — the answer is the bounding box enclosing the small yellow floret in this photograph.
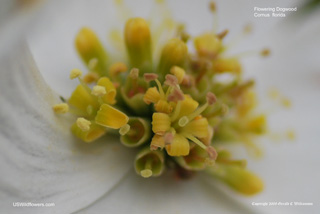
[170,66,185,84]
[91,85,106,97]
[166,134,190,156]
[76,117,91,131]
[53,103,69,114]
[152,113,171,135]
[95,104,129,129]
[70,69,82,79]
[143,87,160,104]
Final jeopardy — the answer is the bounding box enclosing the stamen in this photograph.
[164,132,174,145]
[91,85,107,97]
[70,69,82,79]
[183,133,207,150]
[217,29,229,40]
[206,146,218,160]
[53,103,69,114]
[206,92,217,105]
[83,72,99,84]
[164,74,178,87]
[76,117,91,131]
[143,73,158,82]
[129,68,139,79]
[167,88,184,102]
[119,124,131,136]
[260,48,270,57]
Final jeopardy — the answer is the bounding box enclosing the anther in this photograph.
[206,146,218,160]
[167,88,185,102]
[53,103,69,114]
[217,29,229,40]
[164,132,174,145]
[260,48,270,57]
[70,69,83,79]
[76,118,91,131]
[164,74,178,87]
[91,85,106,96]
[129,68,139,79]
[206,92,217,105]
[144,73,158,82]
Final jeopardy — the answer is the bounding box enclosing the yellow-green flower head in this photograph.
[52,1,268,195]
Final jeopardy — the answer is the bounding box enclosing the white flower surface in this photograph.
[1,0,320,213]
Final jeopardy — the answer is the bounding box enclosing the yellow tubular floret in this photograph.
[68,84,99,114]
[97,77,117,104]
[95,104,129,129]
[71,122,106,143]
[143,87,160,104]
[170,66,185,84]
[213,58,242,73]
[181,117,209,138]
[152,113,171,135]
[75,27,108,75]
[166,134,190,156]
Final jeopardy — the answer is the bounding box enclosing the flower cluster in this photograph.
[53,2,268,195]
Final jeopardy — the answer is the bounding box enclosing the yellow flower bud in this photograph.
[75,27,108,75]
[212,58,242,73]
[194,33,222,58]
[158,38,188,76]
[124,18,152,71]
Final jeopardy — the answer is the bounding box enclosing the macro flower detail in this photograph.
[51,1,270,196]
